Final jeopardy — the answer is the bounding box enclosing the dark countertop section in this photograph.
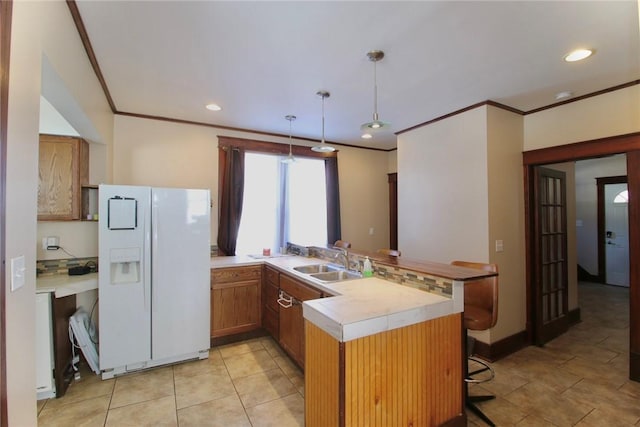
[349,249,498,281]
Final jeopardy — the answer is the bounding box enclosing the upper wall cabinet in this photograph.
[38,134,89,221]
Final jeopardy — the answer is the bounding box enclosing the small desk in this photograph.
[36,273,98,398]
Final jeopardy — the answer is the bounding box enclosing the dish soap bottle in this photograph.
[363,256,373,277]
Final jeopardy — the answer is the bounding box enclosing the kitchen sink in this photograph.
[293,264,342,274]
[310,270,362,283]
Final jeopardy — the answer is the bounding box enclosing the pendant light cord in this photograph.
[373,59,378,121]
[288,118,293,156]
[321,95,326,143]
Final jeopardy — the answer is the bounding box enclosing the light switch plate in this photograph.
[495,240,504,252]
[10,255,26,292]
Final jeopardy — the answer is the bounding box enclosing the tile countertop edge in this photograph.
[303,296,461,343]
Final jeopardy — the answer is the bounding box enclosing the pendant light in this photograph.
[281,115,297,164]
[311,90,335,153]
[361,50,390,135]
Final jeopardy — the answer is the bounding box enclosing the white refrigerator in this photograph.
[99,185,210,379]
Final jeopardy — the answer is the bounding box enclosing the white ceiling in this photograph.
[75,1,640,151]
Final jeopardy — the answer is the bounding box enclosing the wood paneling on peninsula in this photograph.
[305,314,464,427]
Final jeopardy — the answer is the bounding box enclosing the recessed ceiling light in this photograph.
[361,133,372,139]
[205,103,222,111]
[555,90,573,100]
[564,48,593,62]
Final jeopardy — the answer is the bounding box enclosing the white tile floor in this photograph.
[38,281,639,426]
[37,336,304,426]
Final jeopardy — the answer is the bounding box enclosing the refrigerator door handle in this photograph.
[151,203,159,312]
[142,203,151,313]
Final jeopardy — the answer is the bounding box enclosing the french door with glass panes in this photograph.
[533,166,569,345]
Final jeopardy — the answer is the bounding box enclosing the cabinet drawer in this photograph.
[211,266,261,284]
[265,266,280,286]
[280,275,323,302]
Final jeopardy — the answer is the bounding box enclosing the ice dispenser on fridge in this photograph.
[106,196,141,285]
[110,248,140,284]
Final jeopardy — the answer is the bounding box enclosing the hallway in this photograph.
[469,281,639,426]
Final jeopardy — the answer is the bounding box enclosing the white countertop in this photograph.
[302,277,461,342]
[210,254,293,268]
[36,273,98,298]
[212,254,463,343]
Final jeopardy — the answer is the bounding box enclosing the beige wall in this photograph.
[8,1,113,424]
[337,146,390,251]
[113,115,391,252]
[387,149,397,173]
[397,85,639,346]
[486,106,526,341]
[524,85,640,150]
[397,106,490,263]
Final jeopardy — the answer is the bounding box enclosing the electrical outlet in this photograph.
[369,227,374,236]
[45,236,59,250]
[495,240,504,252]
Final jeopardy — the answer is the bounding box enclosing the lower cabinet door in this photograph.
[263,305,279,340]
[279,299,304,368]
[211,279,261,338]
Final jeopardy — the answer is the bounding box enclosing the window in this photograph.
[614,190,629,204]
[235,153,328,255]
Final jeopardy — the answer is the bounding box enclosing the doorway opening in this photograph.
[596,176,629,287]
[523,132,640,381]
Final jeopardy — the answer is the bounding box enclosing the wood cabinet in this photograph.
[210,265,262,339]
[278,273,322,369]
[38,134,89,221]
[262,266,280,340]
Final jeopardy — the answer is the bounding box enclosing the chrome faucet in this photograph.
[334,248,350,271]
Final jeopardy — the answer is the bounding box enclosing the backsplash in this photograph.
[308,246,453,298]
[219,242,454,298]
[37,257,98,277]
[374,265,453,298]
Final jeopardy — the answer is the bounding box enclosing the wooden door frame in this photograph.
[387,173,397,250]
[596,176,628,284]
[0,0,12,424]
[523,132,640,381]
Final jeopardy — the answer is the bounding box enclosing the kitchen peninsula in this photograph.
[211,249,496,427]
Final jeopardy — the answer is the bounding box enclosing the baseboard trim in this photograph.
[568,307,581,326]
[210,328,268,348]
[440,412,467,427]
[473,330,528,362]
[630,351,640,382]
[577,264,601,283]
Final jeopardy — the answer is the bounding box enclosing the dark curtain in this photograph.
[325,156,341,244]
[217,146,245,255]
